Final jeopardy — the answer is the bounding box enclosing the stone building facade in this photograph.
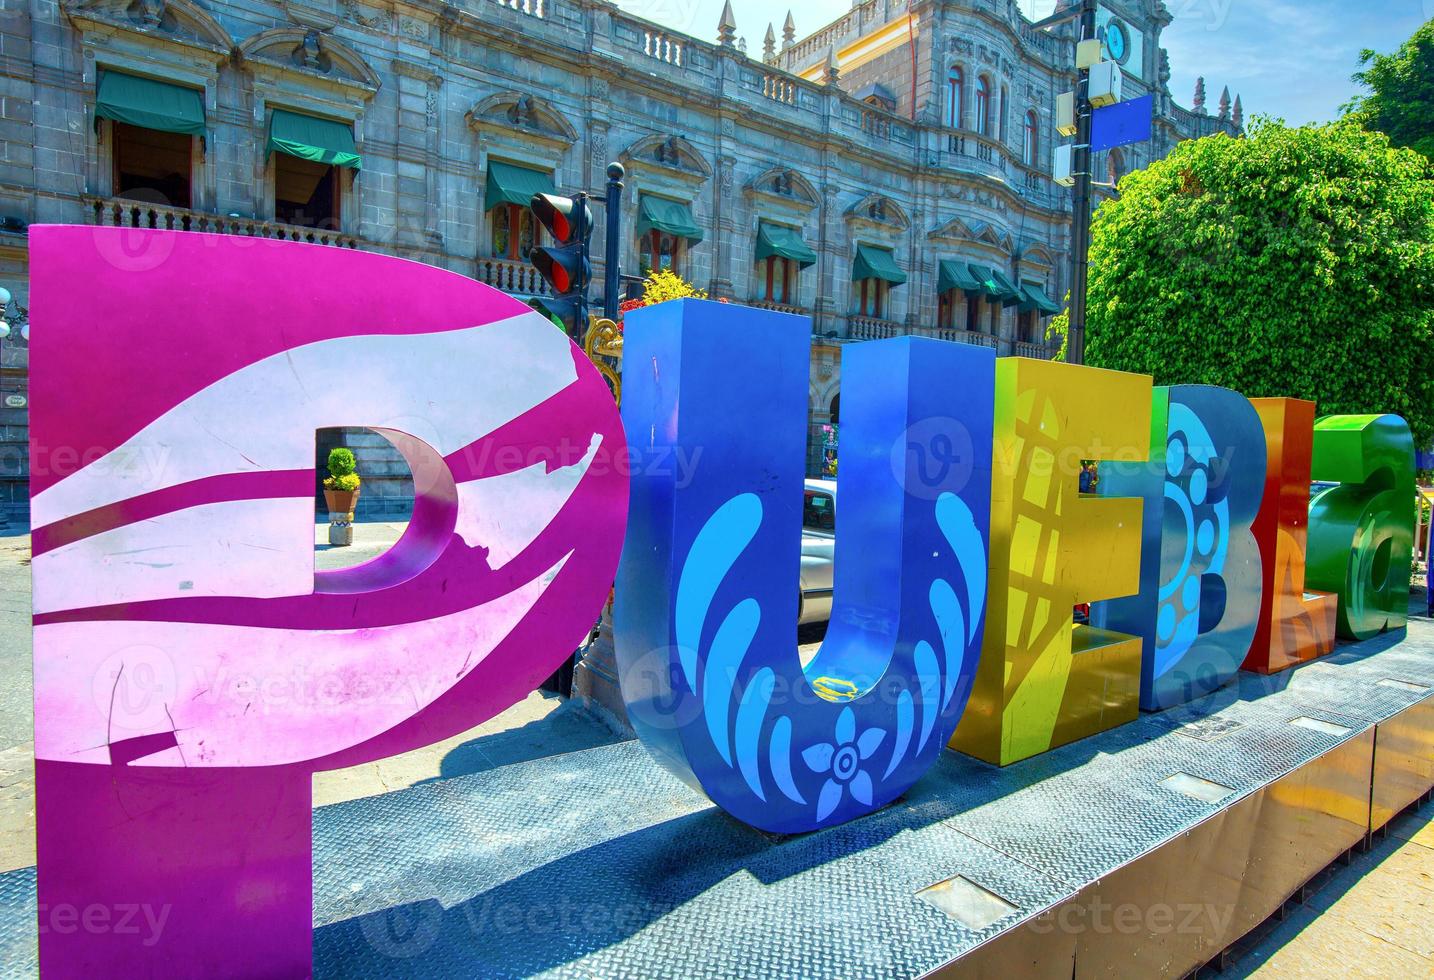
[0,0,1239,519]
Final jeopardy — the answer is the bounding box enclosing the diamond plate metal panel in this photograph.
[0,867,34,976]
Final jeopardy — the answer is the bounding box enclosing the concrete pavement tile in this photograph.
[1388,803,1434,850]
[1361,840,1434,897]
[1304,835,1434,909]
[1303,862,1434,958]
[313,764,389,808]
[0,826,33,874]
[312,693,619,806]
[1229,900,1432,978]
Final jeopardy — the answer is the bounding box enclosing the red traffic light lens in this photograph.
[530,193,591,245]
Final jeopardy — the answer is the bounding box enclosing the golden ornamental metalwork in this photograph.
[583,315,623,405]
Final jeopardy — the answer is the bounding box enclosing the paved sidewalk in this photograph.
[1224,799,1434,977]
[314,519,408,572]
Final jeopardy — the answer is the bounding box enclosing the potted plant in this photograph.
[322,447,361,546]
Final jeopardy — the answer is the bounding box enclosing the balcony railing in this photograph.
[86,197,360,248]
[925,327,999,349]
[493,0,544,17]
[748,299,808,316]
[643,30,684,65]
[848,316,902,340]
[762,74,796,105]
[1013,341,1052,359]
[476,256,548,296]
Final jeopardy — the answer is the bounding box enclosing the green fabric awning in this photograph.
[756,222,817,268]
[96,71,205,136]
[852,244,906,284]
[967,263,1020,303]
[988,267,1025,307]
[1020,282,1063,315]
[267,109,362,170]
[485,160,555,213]
[637,195,704,243]
[938,259,982,294]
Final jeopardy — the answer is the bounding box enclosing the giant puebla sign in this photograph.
[29,227,628,974]
[30,237,1415,971]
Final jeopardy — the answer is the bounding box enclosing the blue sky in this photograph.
[615,0,1430,125]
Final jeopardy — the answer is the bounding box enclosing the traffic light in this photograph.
[529,191,592,337]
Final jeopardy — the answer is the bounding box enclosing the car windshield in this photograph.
[803,490,835,532]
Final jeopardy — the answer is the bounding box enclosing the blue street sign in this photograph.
[1091,94,1153,152]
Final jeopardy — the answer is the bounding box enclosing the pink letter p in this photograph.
[28,227,627,975]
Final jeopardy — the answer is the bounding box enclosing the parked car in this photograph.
[800,479,836,625]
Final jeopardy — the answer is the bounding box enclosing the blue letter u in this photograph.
[614,299,994,833]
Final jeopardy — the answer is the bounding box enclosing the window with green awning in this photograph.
[485,160,555,213]
[96,71,205,136]
[937,259,982,294]
[988,267,1024,307]
[967,263,1020,303]
[267,109,362,170]
[756,222,817,268]
[637,194,704,243]
[852,244,906,284]
[1020,282,1063,315]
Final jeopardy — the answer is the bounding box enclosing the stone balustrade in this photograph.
[86,197,360,248]
[748,300,810,317]
[492,0,545,18]
[922,327,1000,349]
[476,256,549,296]
[848,316,901,340]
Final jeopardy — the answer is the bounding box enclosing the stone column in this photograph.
[710,153,736,298]
[904,204,923,329]
[817,181,844,335]
[393,61,442,249]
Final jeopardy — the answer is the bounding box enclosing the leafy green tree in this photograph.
[1051,119,1434,446]
[1344,19,1434,161]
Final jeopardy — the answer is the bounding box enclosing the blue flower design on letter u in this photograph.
[802,707,887,821]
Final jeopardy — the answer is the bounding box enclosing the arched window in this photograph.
[760,256,796,305]
[490,203,537,260]
[999,84,1009,141]
[946,66,963,128]
[641,231,684,276]
[975,76,990,136]
[1107,147,1125,185]
[1023,110,1038,166]
[856,278,887,319]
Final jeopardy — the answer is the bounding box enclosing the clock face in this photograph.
[1105,20,1130,64]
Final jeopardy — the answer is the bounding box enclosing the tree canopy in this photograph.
[1344,19,1434,161]
[1055,118,1434,446]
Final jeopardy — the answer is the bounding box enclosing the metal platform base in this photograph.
[2,626,1431,978]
